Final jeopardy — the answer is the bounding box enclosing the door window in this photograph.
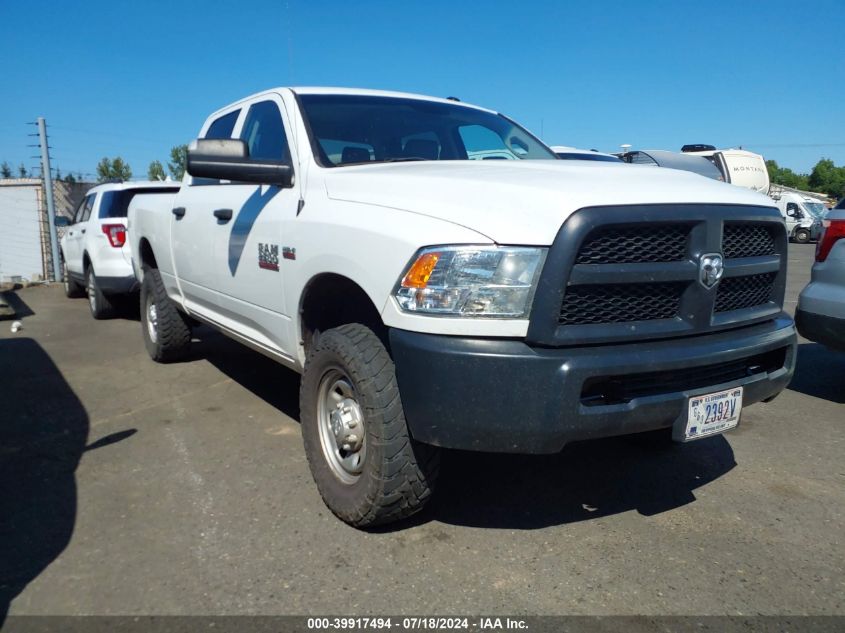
[240,100,290,162]
[72,198,86,223]
[204,110,240,139]
[79,194,96,223]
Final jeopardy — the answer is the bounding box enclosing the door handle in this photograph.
[172,206,186,218]
[213,208,233,221]
[81,229,86,234]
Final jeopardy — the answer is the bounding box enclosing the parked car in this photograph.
[619,149,724,181]
[769,191,824,244]
[796,202,845,350]
[128,87,796,527]
[58,180,179,318]
[550,145,622,162]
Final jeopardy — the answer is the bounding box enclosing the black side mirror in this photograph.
[186,139,294,188]
[54,216,70,227]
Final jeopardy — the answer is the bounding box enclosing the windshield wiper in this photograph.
[378,157,429,163]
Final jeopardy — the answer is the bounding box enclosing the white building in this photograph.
[0,178,92,283]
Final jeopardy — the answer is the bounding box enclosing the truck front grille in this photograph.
[722,224,777,258]
[527,205,788,347]
[715,272,777,312]
[575,225,689,264]
[559,282,683,325]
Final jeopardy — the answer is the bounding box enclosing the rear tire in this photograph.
[300,323,439,528]
[86,264,116,319]
[140,266,191,362]
[62,256,85,298]
[794,228,810,244]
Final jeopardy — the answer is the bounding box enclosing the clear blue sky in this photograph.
[1,0,842,180]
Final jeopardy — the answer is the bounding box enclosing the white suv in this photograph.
[59,181,179,318]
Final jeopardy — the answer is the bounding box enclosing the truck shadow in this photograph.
[786,342,845,404]
[195,327,301,421]
[0,338,88,621]
[191,331,737,531]
[422,434,735,530]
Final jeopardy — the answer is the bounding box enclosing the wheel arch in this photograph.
[137,237,158,280]
[298,273,387,359]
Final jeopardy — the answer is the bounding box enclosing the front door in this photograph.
[212,96,299,360]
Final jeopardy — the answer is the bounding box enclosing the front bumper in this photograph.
[390,316,796,454]
[796,309,845,351]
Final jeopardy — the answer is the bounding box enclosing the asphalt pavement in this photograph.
[1,243,843,617]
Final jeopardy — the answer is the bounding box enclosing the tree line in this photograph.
[0,144,188,184]
[94,145,188,183]
[0,162,85,182]
[766,158,845,198]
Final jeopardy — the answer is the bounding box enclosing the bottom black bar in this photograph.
[2,616,843,633]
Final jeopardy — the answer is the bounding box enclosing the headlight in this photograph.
[394,246,546,318]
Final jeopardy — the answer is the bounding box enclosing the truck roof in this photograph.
[205,87,498,120]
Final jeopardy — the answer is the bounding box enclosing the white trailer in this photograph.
[681,146,770,194]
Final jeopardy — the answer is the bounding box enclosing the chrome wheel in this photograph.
[146,295,159,344]
[317,368,367,484]
[62,261,70,293]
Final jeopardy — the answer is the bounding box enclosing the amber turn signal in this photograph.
[401,252,441,288]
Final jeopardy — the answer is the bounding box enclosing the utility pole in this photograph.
[37,117,61,282]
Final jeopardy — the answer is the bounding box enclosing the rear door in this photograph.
[64,193,96,275]
[212,95,300,359]
[171,108,242,316]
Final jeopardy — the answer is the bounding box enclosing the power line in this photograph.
[47,123,177,147]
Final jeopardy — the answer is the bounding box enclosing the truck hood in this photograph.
[323,160,775,244]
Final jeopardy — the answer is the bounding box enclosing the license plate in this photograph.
[684,386,743,440]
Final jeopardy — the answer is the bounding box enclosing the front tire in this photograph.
[300,324,439,528]
[86,264,115,319]
[794,228,810,244]
[140,266,191,362]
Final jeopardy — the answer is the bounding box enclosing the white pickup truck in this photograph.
[128,87,797,527]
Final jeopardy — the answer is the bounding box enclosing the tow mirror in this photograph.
[186,139,293,188]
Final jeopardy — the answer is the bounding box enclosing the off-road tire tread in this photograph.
[141,266,191,362]
[300,323,439,528]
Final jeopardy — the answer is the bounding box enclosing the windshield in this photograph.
[803,202,828,219]
[298,94,557,167]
